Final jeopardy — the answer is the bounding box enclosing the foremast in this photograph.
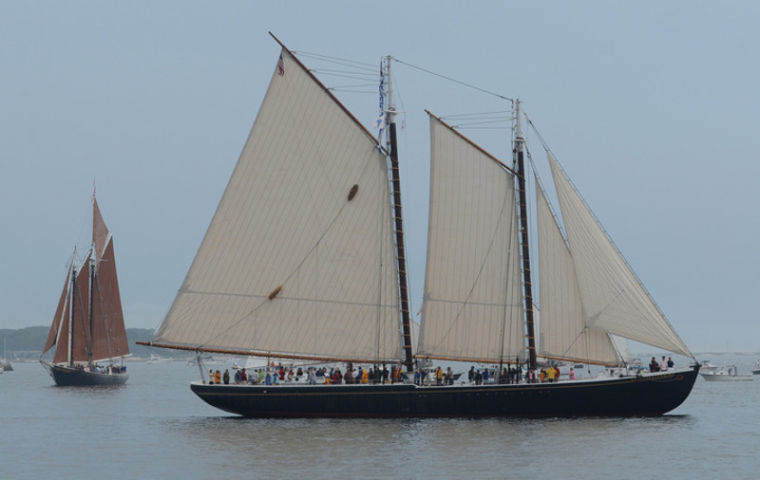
[383,56,414,372]
[513,100,537,371]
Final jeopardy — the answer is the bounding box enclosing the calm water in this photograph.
[2,354,759,480]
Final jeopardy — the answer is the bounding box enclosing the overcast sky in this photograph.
[2,1,759,353]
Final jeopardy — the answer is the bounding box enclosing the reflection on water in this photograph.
[158,413,705,478]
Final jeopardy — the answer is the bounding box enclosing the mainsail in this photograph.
[90,233,129,361]
[546,152,692,357]
[417,114,525,363]
[152,48,404,363]
[535,178,619,365]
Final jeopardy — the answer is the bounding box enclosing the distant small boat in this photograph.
[752,360,760,375]
[1,337,12,372]
[40,197,130,386]
[147,354,169,364]
[700,365,753,382]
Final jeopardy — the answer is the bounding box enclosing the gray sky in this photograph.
[2,1,759,353]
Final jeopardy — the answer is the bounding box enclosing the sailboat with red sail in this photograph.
[41,197,130,385]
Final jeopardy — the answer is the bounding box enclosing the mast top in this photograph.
[515,99,524,143]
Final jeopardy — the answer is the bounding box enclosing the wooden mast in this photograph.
[68,259,76,367]
[385,56,414,372]
[514,100,537,371]
[88,251,95,366]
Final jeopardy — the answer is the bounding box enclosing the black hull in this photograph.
[42,362,128,386]
[191,365,699,418]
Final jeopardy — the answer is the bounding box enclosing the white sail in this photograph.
[535,179,619,365]
[547,152,692,357]
[417,114,525,363]
[153,48,404,363]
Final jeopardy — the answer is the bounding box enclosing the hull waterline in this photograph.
[190,365,699,418]
[42,361,128,386]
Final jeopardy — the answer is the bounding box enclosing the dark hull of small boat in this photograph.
[42,362,128,386]
[191,365,699,418]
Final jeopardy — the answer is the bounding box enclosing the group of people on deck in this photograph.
[205,360,583,386]
[649,356,674,372]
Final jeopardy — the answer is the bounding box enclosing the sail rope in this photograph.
[441,110,511,130]
[392,58,514,103]
[294,50,380,95]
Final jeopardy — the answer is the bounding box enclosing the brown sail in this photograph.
[43,266,71,357]
[90,237,129,361]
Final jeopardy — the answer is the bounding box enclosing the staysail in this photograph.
[417,113,525,363]
[547,152,692,357]
[152,47,404,363]
[535,178,619,365]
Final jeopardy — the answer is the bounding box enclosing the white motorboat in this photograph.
[700,364,753,381]
[752,360,760,375]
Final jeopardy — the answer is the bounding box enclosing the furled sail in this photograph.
[547,152,692,357]
[152,48,404,363]
[535,179,619,366]
[417,114,525,363]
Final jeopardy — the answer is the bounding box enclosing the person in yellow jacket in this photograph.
[546,366,556,383]
[214,369,222,384]
[361,369,369,384]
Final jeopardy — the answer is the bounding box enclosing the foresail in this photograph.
[535,179,619,366]
[417,114,525,363]
[91,237,130,361]
[547,152,692,357]
[153,48,403,363]
[44,266,71,357]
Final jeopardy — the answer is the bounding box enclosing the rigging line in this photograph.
[443,110,511,119]
[329,89,376,94]
[310,71,379,82]
[293,50,378,70]
[327,83,379,89]
[450,116,512,123]
[530,148,571,254]
[310,68,378,78]
[392,57,514,102]
[451,119,510,127]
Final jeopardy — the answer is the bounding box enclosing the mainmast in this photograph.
[514,100,537,371]
[87,249,95,366]
[384,56,414,372]
[68,258,76,367]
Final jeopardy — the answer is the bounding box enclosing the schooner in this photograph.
[41,197,130,385]
[139,34,699,416]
